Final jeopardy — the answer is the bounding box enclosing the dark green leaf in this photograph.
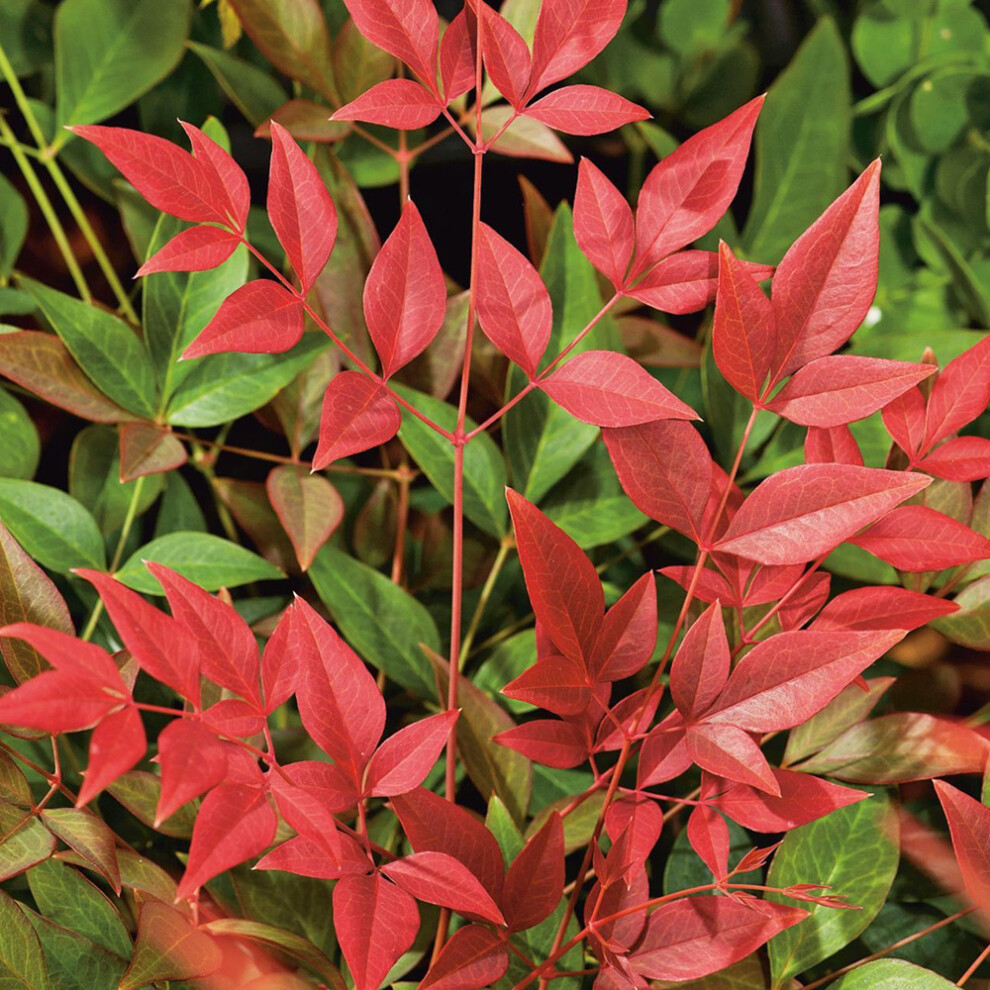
[23,911,126,990]
[0,174,28,281]
[186,41,286,127]
[0,387,39,481]
[0,802,54,882]
[0,887,51,989]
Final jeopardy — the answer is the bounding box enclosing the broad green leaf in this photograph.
[909,68,981,154]
[0,887,51,990]
[832,959,958,989]
[54,0,190,132]
[26,860,130,959]
[0,174,28,281]
[115,849,177,903]
[934,574,990,648]
[23,911,126,990]
[0,387,39,480]
[394,385,508,538]
[19,277,157,418]
[153,472,207,538]
[0,0,52,79]
[851,6,916,88]
[115,532,283,593]
[119,901,220,990]
[742,17,851,264]
[309,545,437,697]
[0,802,54,882]
[916,217,990,328]
[475,630,537,716]
[186,41,286,126]
[106,772,195,839]
[0,479,105,572]
[39,808,119,893]
[657,0,730,56]
[768,793,898,984]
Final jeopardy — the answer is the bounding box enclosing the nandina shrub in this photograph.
[2,1,990,989]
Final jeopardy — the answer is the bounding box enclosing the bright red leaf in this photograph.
[421,924,508,990]
[670,602,730,721]
[813,586,959,632]
[524,85,649,136]
[480,4,531,108]
[686,803,730,878]
[918,436,990,481]
[179,120,250,232]
[334,79,442,129]
[440,10,477,102]
[136,225,240,277]
[156,718,231,824]
[686,721,779,794]
[502,812,564,932]
[934,780,990,921]
[77,705,146,807]
[924,335,990,449]
[340,0,439,89]
[503,654,591,716]
[312,370,402,468]
[805,425,864,466]
[494,718,590,769]
[364,711,458,796]
[574,158,634,290]
[592,572,658,681]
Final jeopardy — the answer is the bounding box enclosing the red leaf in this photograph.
[334,79,441,130]
[494,719,590,769]
[182,280,304,358]
[118,423,188,482]
[882,386,927,459]
[848,505,990,572]
[274,760,358,814]
[805,425,864,467]
[686,722,779,794]
[592,572,657,681]
[256,833,368,880]
[539,350,698,427]
[524,85,648,136]
[145,562,261,708]
[365,202,446,378]
[603,421,713,543]
[528,0,626,94]
[768,356,935,428]
[312,370,402,468]
[293,596,385,774]
[630,896,807,981]
[382,851,505,924]
[261,604,300,712]
[200,698,265,738]
[574,158,634,289]
[340,0,438,88]
[771,162,881,381]
[604,795,663,879]
[179,121,251,232]
[176,783,277,899]
[924,335,990,449]
[503,654,591,716]
[421,924,508,990]
[632,97,763,275]
[268,764,346,862]
[136,226,240,277]
[156,719,230,824]
[267,465,344,571]
[934,780,990,920]
[918,436,990,481]
[814,586,959,632]
[0,670,116,733]
[507,489,603,664]
[670,602,730,721]
[334,874,420,990]
[268,121,338,292]
[440,11,477,101]
[687,803,730,878]
[0,622,121,686]
[714,464,930,565]
[705,628,903,732]
[503,812,563,932]
[637,713,692,787]
[364,711,458,796]
[77,705,146,806]
[69,125,229,226]
[476,223,552,377]
[480,5,531,108]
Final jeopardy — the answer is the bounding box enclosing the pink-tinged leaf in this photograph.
[136,225,240,277]
[805,425,864,466]
[334,79,441,129]
[507,489,603,665]
[705,628,903,733]
[390,787,504,900]
[768,355,936,428]
[312,370,402,468]
[200,698,265,738]
[364,711,458,796]
[882,386,927,459]
[603,420,713,543]
[261,605,300,713]
[771,162,881,380]
[118,423,187,482]
[713,241,775,402]
[365,201,446,378]
[814,586,958,632]
[477,106,573,163]
[293,596,385,773]
[574,158,634,289]
[528,0,626,94]
[637,713,692,787]
[275,760,358,814]
[924,335,990,449]
[182,280,304,358]
[633,97,764,274]
[630,896,807,981]
[503,812,564,932]
[268,765,345,862]
[686,722,779,794]
[334,874,420,990]
[670,602,730,720]
[660,564,735,605]
[604,795,663,879]
[718,768,868,833]
[76,570,201,704]
[268,121,338,292]
[596,687,661,752]
[779,571,831,631]
[340,0,438,89]
[934,780,990,919]
[494,719,589,769]
[440,10,477,101]
[255,833,368,880]
[179,121,251,232]
[524,85,648,136]
[176,784,277,899]
[539,350,698,427]
[475,223,552,377]
[0,670,117,734]
[77,705,146,807]
[503,654,590,717]
[848,505,990,571]
[156,719,230,824]
[69,125,229,225]
[0,622,120,686]
[592,572,657,681]
[382,851,505,925]
[480,5,531,108]
[687,803,730,878]
[267,465,344,571]
[918,436,990,481]
[421,924,508,990]
[714,464,930,565]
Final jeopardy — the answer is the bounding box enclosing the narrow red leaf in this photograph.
[200,698,265,738]
[503,654,591,716]
[918,436,990,481]
[77,705,146,806]
[267,465,344,571]
[179,121,251,232]
[312,370,402,468]
[670,602,730,721]
[603,795,663,879]
[156,719,230,824]
[0,670,116,733]
[421,924,508,990]
[136,226,240,277]
[255,833,368,880]
[480,5,530,108]
[340,0,439,89]
[494,719,589,770]
[440,10,477,101]
[333,79,441,130]
[687,803,730,878]
[934,780,990,920]
[637,713,692,787]
[261,604,300,713]
[574,158,634,290]
[592,572,657,681]
[924,335,990,449]
[882,386,927,459]
[685,722,779,794]
[364,711,458,796]
[524,85,648,136]
[0,622,121,685]
[268,765,345,862]
[503,812,563,932]
[805,425,864,466]
[814,586,959,632]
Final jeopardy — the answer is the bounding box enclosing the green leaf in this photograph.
[115,532,283,593]
[0,479,105,573]
[186,41,286,127]
[934,574,990,648]
[657,0,730,56]
[394,385,508,538]
[909,68,981,154]
[0,174,28,281]
[742,17,851,264]
[475,630,537,716]
[0,387,39,481]
[153,472,207,538]
[26,860,130,959]
[309,545,438,697]
[0,0,52,79]
[916,217,990,328]
[0,887,51,990]
[0,752,31,808]
[0,802,54,883]
[106,771,195,839]
[54,0,191,132]
[486,795,524,864]
[23,911,126,990]
[832,959,958,989]
[39,808,120,893]
[852,6,916,88]
[767,793,899,984]
[18,277,157,418]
